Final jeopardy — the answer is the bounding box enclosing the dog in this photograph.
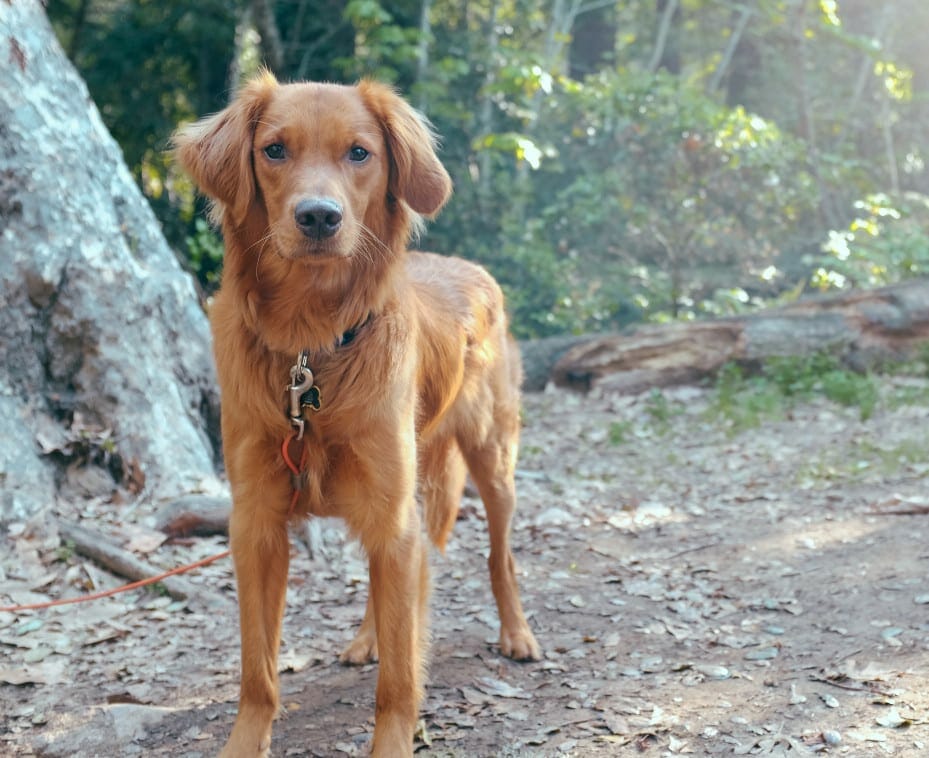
[173,71,541,756]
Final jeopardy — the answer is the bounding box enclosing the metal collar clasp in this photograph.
[287,351,321,440]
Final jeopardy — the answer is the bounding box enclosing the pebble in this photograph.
[823,730,841,745]
[744,646,779,660]
[23,646,52,663]
[640,656,664,673]
[695,664,731,680]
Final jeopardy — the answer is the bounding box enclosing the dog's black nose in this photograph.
[294,198,343,239]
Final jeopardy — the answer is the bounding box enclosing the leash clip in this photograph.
[287,352,320,440]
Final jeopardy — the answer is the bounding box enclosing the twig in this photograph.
[808,674,891,695]
[872,505,929,516]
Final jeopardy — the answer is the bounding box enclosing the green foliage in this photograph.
[336,0,421,82]
[644,388,678,429]
[710,353,880,434]
[47,0,929,336]
[512,68,819,324]
[811,193,929,291]
[185,218,224,289]
[608,420,633,446]
[798,435,929,486]
[711,362,785,434]
[56,540,76,563]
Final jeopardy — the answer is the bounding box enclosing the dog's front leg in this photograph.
[365,511,428,757]
[220,478,292,758]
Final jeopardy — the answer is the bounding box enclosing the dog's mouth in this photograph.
[274,236,348,262]
[267,197,360,262]
[267,220,358,262]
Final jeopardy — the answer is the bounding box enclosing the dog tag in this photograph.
[300,385,321,411]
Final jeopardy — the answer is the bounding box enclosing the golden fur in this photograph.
[173,72,540,757]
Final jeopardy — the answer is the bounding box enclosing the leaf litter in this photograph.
[2,375,929,754]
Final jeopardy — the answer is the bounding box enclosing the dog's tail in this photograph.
[421,442,466,552]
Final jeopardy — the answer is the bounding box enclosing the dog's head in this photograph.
[173,71,452,262]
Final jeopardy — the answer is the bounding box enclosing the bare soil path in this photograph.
[2,378,929,756]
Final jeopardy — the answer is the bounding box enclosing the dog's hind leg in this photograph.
[339,590,378,664]
[341,435,464,665]
[460,428,541,662]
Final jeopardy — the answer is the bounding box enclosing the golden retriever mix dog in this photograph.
[173,71,541,756]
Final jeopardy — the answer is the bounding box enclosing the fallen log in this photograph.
[58,521,230,610]
[154,495,230,539]
[552,279,929,393]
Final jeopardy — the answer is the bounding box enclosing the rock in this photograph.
[0,1,220,520]
[31,704,177,756]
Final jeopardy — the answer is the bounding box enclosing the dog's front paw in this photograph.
[339,631,379,665]
[500,625,541,662]
[219,734,270,758]
[219,713,272,758]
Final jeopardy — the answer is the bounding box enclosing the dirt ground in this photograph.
[2,376,929,756]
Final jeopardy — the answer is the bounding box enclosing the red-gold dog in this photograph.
[173,71,540,756]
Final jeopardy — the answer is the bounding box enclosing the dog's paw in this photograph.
[218,721,271,758]
[500,626,542,662]
[339,634,379,665]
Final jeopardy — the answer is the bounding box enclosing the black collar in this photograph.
[336,312,373,348]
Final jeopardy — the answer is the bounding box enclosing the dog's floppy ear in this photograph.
[358,80,452,218]
[173,71,278,226]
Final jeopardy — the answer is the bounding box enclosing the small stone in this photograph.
[641,656,664,673]
[744,646,778,661]
[823,730,841,745]
[23,647,52,663]
[695,664,731,680]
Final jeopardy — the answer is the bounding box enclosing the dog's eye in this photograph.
[349,145,369,162]
[263,143,285,160]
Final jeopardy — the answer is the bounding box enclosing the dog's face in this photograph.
[174,73,452,263]
[253,83,388,261]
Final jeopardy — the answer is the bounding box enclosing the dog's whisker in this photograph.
[244,229,275,280]
[357,223,392,263]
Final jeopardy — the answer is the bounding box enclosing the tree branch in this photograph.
[648,0,679,73]
[707,5,753,93]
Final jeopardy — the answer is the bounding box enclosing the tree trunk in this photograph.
[551,280,929,393]
[252,0,285,73]
[0,0,220,521]
[415,0,433,109]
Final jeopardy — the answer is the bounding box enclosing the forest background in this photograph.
[47,0,929,339]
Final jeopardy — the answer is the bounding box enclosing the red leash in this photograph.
[0,549,230,613]
[3,359,318,615]
[1,435,304,614]
[281,431,308,516]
